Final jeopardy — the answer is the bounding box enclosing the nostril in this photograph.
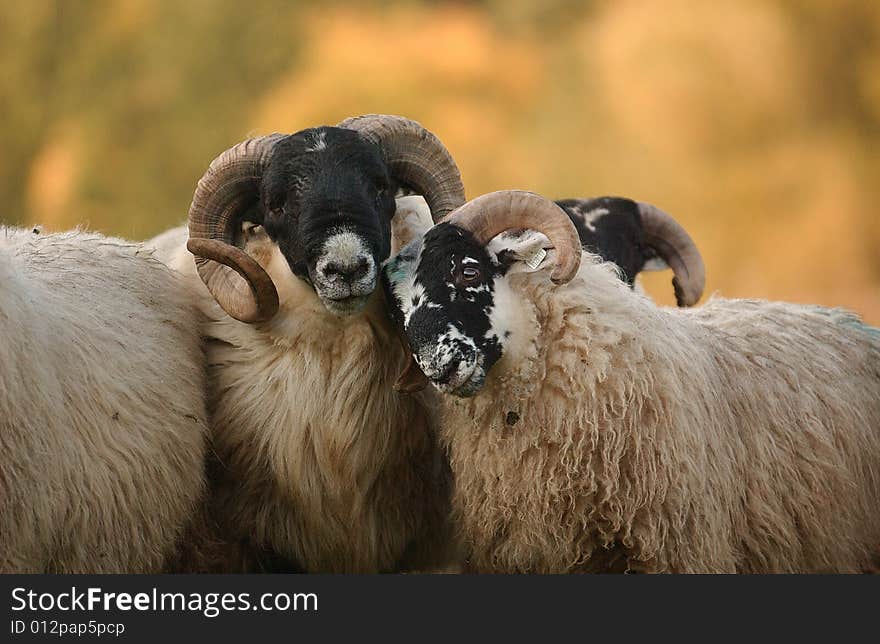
[323,261,344,281]
[351,258,370,281]
[323,257,370,283]
[433,359,460,384]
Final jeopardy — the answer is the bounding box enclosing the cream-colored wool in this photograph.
[443,254,880,573]
[155,227,450,573]
[0,228,208,573]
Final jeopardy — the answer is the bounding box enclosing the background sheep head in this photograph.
[382,190,704,397]
[186,114,464,321]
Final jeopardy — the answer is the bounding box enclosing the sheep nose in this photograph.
[431,357,460,384]
[423,346,476,386]
[323,257,370,284]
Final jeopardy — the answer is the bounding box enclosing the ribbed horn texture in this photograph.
[444,190,581,284]
[637,202,706,307]
[187,134,286,323]
[338,114,466,221]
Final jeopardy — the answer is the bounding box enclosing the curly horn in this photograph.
[338,114,465,221]
[444,190,582,284]
[637,202,705,307]
[187,134,286,323]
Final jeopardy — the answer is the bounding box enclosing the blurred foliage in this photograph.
[1,0,878,320]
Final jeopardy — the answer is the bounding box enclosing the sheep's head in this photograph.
[559,197,705,307]
[383,191,581,397]
[186,114,464,321]
[383,190,705,397]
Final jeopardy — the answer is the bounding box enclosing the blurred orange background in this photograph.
[1,0,878,320]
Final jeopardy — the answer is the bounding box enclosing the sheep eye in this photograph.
[461,267,480,281]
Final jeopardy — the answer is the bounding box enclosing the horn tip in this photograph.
[672,276,703,307]
[550,259,581,285]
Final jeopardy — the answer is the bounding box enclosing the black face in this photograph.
[557,197,661,284]
[383,223,515,396]
[259,127,398,315]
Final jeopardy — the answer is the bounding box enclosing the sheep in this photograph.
[382,190,880,573]
[150,114,465,572]
[157,190,689,572]
[0,227,208,573]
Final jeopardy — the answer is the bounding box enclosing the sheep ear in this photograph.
[241,221,269,244]
[488,231,552,273]
[391,195,433,254]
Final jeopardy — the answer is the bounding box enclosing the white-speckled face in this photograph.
[382,223,545,397]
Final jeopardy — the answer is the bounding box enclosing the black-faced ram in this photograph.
[152,115,464,572]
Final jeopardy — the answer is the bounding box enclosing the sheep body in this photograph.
[155,226,450,572]
[441,256,880,573]
[0,228,208,573]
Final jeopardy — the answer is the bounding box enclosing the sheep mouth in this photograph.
[427,358,486,398]
[440,370,486,397]
[311,273,377,316]
[321,293,371,316]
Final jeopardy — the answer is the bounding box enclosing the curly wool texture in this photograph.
[0,228,208,573]
[156,227,450,573]
[442,256,880,573]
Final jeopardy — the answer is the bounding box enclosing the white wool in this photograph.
[442,254,880,573]
[152,225,450,573]
[0,228,208,573]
